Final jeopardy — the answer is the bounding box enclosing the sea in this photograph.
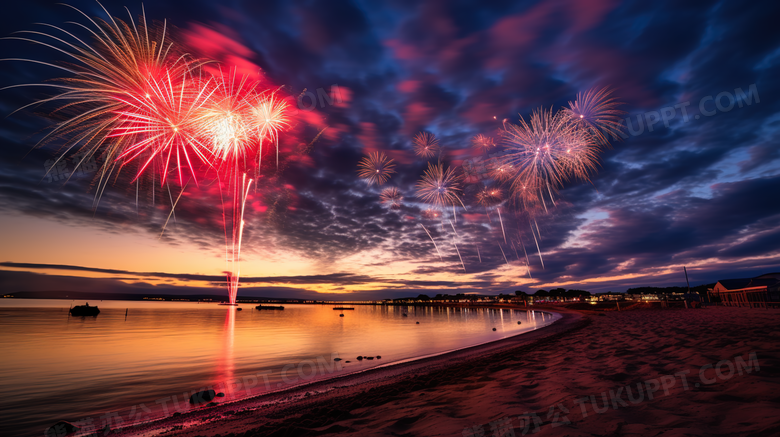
[0,299,560,436]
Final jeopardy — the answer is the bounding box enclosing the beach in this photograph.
[129,306,780,436]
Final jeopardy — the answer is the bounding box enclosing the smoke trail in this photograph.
[449,220,460,238]
[519,235,532,278]
[497,207,507,243]
[420,223,443,261]
[453,241,466,272]
[498,244,509,265]
[530,221,544,269]
[160,181,189,238]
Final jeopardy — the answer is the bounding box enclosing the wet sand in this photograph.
[129,306,780,436]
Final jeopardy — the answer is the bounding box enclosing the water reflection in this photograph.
[215,308,235,400]
[0,300,560,436]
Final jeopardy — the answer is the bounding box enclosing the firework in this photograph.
[421,208,441,220]
[500,108,575,194]
[415,162,464,208]
[412,132,439,158]
[250,91,291,167]
[511,182,545,215]
[488,157,515,182]
[7,5,300,305]
[199,72,256,165]
[111,69,218,186]
[564,87,625,146]
[3,4,208,188]
[379,186,403,209]
[357,151,396,185]
[399,91,620,276]
[471,134,495,153]
[558,132,600,185]
[476,185,503,208]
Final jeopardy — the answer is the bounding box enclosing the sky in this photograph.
[0,0,779,300]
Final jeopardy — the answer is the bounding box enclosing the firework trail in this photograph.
[166,184,177,224]
[518,235,531,266]
[498,244,509,265]
[497,207,507,244]
[358,151,396,185]
[197,72,291,304]
[379,186,403,209]
[511,241,520,260]
[447,219,466,271]
[198,75,291,305]
[519,237,532,278]
[529,220,545,269]
[160,181,189,238]
[226,174,253,304]
[412,132,440,158]
[420,223,443,261]
[453,241,466,272]
[448,219,460,238]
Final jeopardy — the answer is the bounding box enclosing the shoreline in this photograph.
[120,306,581,436]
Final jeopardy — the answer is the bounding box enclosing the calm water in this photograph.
[0,299,559,436]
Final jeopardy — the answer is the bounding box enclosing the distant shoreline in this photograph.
[0,295,543,308]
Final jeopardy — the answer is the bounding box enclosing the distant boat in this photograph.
[70,304,100,317]
[333,307,355,310]
[256,305,284,310]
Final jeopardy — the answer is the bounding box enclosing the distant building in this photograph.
[593,292,625,301]
[712,273,780,308]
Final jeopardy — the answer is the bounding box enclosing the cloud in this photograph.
[0,0,778,298]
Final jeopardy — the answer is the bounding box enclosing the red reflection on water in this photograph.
[214,308,235,399]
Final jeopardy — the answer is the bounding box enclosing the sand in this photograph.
[130,306,780,436]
